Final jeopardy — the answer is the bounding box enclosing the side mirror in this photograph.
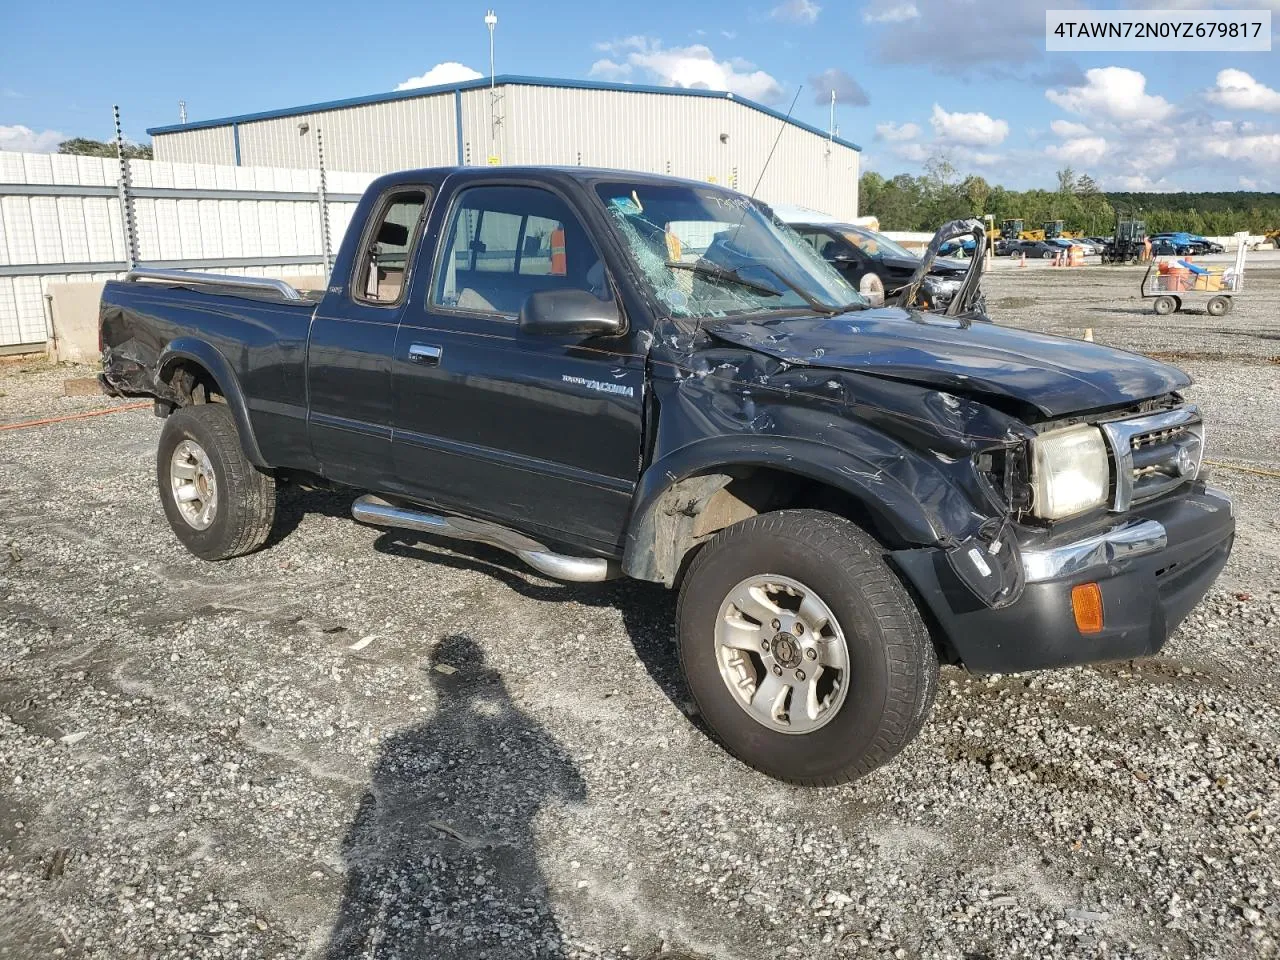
[519,288,623,337]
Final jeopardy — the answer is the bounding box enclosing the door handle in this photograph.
[408,343,443,366]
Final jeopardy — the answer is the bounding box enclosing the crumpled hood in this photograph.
[704,307,1190,418]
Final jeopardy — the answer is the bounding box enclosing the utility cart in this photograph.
[1141,234,1249,316]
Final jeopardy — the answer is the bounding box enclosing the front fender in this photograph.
[622,433,971,584]
[157,338,268,468]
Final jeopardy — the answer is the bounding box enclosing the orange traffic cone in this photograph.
[1019,253,1027,267]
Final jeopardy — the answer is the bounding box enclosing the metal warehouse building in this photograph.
[148,75,861,219]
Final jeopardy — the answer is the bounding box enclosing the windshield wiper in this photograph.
[666,260,859,316]
[750,262,868,316]
[665,260,782,298]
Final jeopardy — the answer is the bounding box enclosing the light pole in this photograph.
[485,9,499,164]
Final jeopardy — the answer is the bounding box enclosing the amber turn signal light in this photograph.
[1071,582,1104,634]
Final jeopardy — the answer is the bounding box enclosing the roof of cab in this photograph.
[368,164,753,193]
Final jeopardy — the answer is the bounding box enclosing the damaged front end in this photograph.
[629,320,1037,613]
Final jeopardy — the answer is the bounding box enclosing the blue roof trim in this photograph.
[146,74,861,152]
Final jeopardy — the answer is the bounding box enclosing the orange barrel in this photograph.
[1166,265,1190,291]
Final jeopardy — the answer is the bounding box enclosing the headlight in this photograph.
[1030,424,1110,520]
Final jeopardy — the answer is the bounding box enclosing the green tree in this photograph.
[1074,174,1099,197]
[1056,167,1076,194]
[57,137,153,160]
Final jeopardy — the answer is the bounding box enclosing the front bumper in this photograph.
[893,485,1235,673]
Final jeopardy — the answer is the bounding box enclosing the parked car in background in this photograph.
[788,220,970,308]
[99,164,1232,785]
[937,237,977,258]
[1151,236,1194,257]
[1005,239,1065,259]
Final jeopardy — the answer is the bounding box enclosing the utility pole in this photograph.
[828,90,836,155]
[485,9,501,164]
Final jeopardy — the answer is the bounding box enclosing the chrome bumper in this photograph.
[1019,486,1233,583]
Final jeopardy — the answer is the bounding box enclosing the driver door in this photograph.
[389,182,646,553]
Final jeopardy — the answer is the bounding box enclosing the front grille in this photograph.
[1101,407,1204,512]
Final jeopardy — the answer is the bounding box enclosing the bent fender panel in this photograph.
[156,339,267,468]
[623,434,959,585]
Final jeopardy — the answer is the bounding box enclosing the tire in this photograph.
[156,403,276,561]
[1153,296,1177,316]
[1206,296,1229,317]
[1042,249,1056,260]
[676,510,939,786]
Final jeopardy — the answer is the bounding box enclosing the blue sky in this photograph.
[3,0,1278,191]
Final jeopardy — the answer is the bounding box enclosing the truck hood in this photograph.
[703,308,1190,418]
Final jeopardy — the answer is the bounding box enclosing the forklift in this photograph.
[1102,218,1147,264]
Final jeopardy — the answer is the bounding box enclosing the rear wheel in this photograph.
[676,510,939,786]
[157,403,276,561]
[1206,295,1230,317]
[1042,249,1056,260]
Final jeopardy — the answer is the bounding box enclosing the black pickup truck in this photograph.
[100,166,1234,786]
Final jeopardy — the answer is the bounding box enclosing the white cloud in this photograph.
[1046,67,1174,123]
[875,121,921,142]
[1206,69,1280,112]
[770,0,821,23]
[863,2,919,23]
[892,142,930,162]
[1046,136,1108,166]
[1102,173,1174,191]
[808,68,870,107]
[396,62,482,91]
[587,38,784,104]
[0,124,64,153]
[1239,176,1260,189]
[1204,132,1280,166]
[929,103,1009,146]
[588,59,631,81]
[1050,119,1092,138]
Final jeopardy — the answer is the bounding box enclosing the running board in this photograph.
[351,495,619,583]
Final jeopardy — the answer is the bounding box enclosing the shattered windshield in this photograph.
[595,182,864,320]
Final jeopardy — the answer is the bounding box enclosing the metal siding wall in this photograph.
[233,95,456,173]
[146,85,861,216]
[152,125,238,166]
[501,87,859,219]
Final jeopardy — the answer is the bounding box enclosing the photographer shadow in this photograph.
[324,634,586,959]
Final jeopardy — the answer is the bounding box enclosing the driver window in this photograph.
[354,190,428,305]
[433,185,609,317]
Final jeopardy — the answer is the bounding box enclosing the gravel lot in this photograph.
[1,258,1278,959]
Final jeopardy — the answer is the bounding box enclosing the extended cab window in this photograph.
[355,190,428,305]
[433,186,609,316]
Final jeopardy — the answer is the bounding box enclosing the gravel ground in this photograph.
[1,260,1278,960]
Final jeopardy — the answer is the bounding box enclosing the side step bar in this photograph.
[351,495,619,583]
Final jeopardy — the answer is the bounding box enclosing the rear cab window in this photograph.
[352,189,430,306]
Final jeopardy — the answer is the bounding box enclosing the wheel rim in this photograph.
[713,574,850,735]
[169,439,218,530]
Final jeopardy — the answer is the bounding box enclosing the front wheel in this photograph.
[1153,295,1177,316]
[157,403,277,561]
[676,510,939,786]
